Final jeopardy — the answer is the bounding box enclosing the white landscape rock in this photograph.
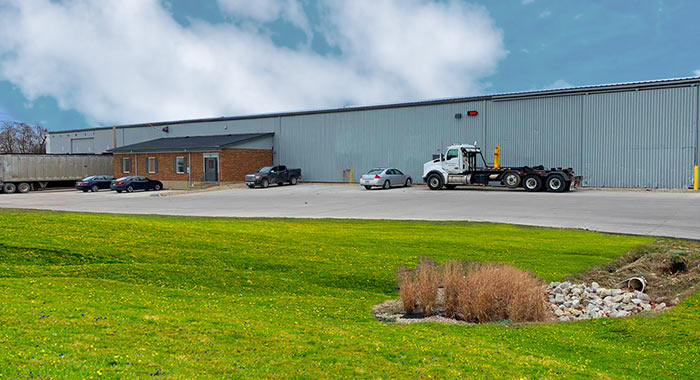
[546,282,665,322]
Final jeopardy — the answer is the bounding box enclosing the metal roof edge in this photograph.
[50,76,700,135]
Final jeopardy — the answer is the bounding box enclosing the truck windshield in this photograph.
[258,166,273,173]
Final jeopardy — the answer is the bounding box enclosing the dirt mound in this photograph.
[566,240,700,306]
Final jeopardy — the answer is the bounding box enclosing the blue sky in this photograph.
[0,0,698,131]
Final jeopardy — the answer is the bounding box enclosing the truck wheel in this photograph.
[427,174,443,190]
[2,183,16,194]
[502,172,521,189]
[17,183,31,193]
[523,175,542,192]
[546,174,566,193]
[290,176,297,185]
[261,179,269,188]
[91,185,99,192]
[382,180,391,189]
[126,186,134,193]
[364,185,372,190]
[564,182,572,192]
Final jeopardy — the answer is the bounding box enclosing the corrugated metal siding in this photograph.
[279,101,485,182]
[0,155,113,181]
[485,95,583,170]
[582,86,697,188]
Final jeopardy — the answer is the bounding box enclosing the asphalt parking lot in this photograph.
[1,183,699,239]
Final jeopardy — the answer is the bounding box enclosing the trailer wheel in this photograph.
[546,174,566,193]
[502,172,521,189]
[2,183,16,194]
[17,183,31,193]
[427,174,443,190]
[523,175,542,192]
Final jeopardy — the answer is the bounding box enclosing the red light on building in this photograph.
[467,110,478,116]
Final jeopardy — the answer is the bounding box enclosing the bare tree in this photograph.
[0,121,47,154]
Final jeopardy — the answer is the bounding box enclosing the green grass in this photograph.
[0,209,698,379]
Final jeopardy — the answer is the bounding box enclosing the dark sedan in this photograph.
[110,176,163,193]
[76,175,115,192]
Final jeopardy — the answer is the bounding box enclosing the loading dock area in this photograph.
[1,184,699,239]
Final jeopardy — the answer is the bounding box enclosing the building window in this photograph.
[121,157,131,173]
[175,156,186,174]
[147,157,158,173]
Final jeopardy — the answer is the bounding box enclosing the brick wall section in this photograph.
[113,149,272,186]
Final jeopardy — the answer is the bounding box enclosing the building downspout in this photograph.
[188,151,192,190]
[695,84,700,190]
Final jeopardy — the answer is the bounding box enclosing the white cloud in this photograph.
[694,69,700,76]
[0,0,506,127]
[522,0,535,4]
[543,79,573,90]
[217,0,312,40]
[539,10,551,18]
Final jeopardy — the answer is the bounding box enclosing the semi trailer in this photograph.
[0,154,113,193]
[422,144,582,192]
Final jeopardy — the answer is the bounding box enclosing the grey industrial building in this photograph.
[47,77,700,189]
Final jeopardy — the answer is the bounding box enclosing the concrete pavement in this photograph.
[1,184,699,239]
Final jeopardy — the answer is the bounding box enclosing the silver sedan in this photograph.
[359,168,412,190]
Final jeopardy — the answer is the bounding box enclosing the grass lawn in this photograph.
[0,209,698,379]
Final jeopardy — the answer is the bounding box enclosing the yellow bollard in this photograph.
[349,169,354,184]
[494,144,500,168]
[694,165,699,191]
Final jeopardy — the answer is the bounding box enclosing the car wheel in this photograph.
[546,174,566,193]
[382,180,391,189]
[3,183,17,194]
[91,185,99,192]
[523,175,543,192]
[364,185,372,190]
[246,184,255,189]
[116,190,122,193]
[82,189,89,193]
[427,174,443,190]
[154,183,162,191]
[290,176,297,185]
[405,178,412,187]
[261,179,269,188]
[502,172,521,189]
[126,186,134,193]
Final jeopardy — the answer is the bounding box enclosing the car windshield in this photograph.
[367,169,385,175]
[258,166,273,173]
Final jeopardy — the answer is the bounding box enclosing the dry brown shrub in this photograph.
[415,257,441,316]
[441,261,465,318]
[397,266,418,314]
[457,263,549,323]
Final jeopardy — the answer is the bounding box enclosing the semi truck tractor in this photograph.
[422,144,582,192]
[0,154,113,193]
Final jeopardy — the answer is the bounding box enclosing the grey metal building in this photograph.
[47,77,700,188]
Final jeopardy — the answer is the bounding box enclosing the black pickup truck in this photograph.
[245,165,302,188]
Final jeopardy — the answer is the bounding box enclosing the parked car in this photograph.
[110,176,163,193]
[245,165,302,188]
[76,175,115,192]
[360,168,412,190]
